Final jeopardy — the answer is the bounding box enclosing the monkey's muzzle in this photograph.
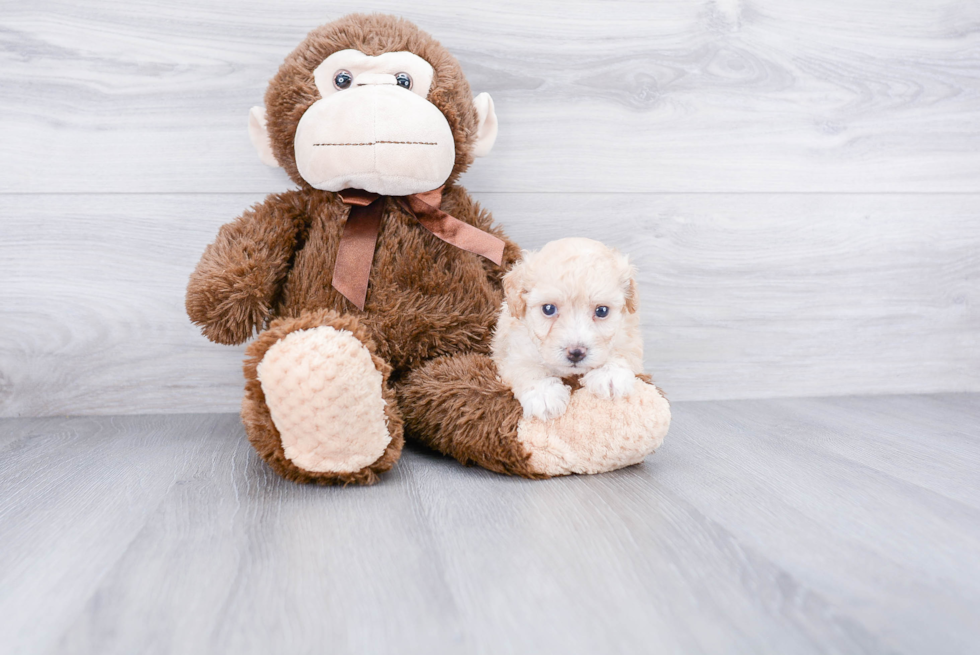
[294,85,456,196]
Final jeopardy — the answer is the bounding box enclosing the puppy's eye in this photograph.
[542,304,557,317]
[394,72,412,89]
[333,70,353,90]
[595,306,609,318]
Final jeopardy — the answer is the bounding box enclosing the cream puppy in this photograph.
[492,238,643,421]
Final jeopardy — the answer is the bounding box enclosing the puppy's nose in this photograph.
[566,346,588,364]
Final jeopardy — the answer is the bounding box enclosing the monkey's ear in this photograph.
[248,106,280,168]
[502,261,527,318]
[471,93,498,158]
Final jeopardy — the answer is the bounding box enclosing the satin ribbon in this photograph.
[331,186,505,310]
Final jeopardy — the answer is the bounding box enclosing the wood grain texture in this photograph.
[2,1,978,413]
[1,192,977,417]
[0,395,978,654]
[2,0,979,193]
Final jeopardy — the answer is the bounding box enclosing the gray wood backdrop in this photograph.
[1,0,978,416]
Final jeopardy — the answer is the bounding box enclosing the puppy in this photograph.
[491,237,643,421]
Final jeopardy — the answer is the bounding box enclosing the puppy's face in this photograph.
[503,238,638,377]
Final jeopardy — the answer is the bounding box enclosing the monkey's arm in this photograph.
[186,191,308,345]
[483,221,522,283]
[445,187,521,282]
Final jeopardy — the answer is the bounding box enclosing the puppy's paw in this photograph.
[518,377,571,421]
[583,365,636,400]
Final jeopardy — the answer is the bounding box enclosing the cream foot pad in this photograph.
[257,326,391,473]
[517,381,670,476]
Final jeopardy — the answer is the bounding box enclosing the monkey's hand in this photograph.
[186,192,307,345]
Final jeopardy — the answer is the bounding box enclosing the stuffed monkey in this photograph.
[187,14,669,484]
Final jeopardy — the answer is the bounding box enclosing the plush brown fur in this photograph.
[187,14,526,483]
[399,354,544,478]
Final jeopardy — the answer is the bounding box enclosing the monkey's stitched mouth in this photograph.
[313,140,437,146]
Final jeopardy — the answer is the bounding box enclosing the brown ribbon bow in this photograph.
[331,186,505,310]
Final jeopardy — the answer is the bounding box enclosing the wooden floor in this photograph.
[1,394,977,654]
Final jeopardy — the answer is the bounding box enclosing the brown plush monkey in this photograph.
[187,14,669,485]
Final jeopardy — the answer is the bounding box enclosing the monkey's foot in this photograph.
[243,311,403,485]
[515,379,669,476]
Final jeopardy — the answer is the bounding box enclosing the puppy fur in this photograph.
[492,238,643,421]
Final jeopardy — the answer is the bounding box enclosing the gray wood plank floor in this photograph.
[1,394,977,655]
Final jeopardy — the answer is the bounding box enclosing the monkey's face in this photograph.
[250,37,498,197]
[293,50,456,196]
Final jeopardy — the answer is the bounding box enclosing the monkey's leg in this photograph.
[242,309,403,485]
[397,353,546,478]
[398,353,670,479]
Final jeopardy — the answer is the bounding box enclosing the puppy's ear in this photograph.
[502,262,527,318]
[623,262,639,314]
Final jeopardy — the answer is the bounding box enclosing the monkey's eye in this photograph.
[394,72,412,90]
[333,70,353,90]
[542,304,557,317]
[595,306,610,318]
